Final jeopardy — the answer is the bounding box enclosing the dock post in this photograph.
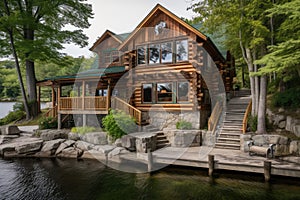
[57,114,61,130]
[208,155,215,177]
[147,148,153,172]
[83,114,87,127]
[264,161,271,182]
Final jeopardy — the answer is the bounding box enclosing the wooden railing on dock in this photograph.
[208,101,223,133]
[111,97,142,125]
[242,100,252,134]
[44,105,58,118]
[59,96,107,111]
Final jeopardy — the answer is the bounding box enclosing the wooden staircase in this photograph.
[215,90,251,150]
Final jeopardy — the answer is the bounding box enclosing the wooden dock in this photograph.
[134,147,300,180]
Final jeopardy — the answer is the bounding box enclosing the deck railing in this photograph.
[44,105,58,118]
[59,96,107,111]
[111,96,142,125]
[208,101,223,133]
[242,100,252,134]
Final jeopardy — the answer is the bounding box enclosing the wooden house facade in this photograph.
[37,4,235,130]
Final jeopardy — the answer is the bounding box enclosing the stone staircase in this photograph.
[215,90,251,150]
[142,124,170,149]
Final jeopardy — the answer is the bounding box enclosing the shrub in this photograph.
[0,110,26,125]
[71,126,96,134]
[271,87,300,109]
[176,120,193,130]
[102,109,137,140]
[39,117,58,129]
[247,115,257,132]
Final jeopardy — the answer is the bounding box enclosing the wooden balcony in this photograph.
[58,96,108,114]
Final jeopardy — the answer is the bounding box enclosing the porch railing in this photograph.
[242,100,252,134]
[44,105,58,118]
[111,96,142,125]
[208,101,223,133]
[59,96,107,111]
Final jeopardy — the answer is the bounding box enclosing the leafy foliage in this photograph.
[71,126,96,135]
[248,115,258,132]
[39,117,58,130]
[176,120,193,130]
[102,110,137,140]
[0,102,25,125]
[271,87,300,109]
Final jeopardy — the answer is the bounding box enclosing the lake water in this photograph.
[0,158,300,200]
[0,102,48,119]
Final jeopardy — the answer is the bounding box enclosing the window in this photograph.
[161,42,173,63]
[149,44,160,64]
[111,51,119,62]
[176,40,188,62]
[177,82,189,102]
[137,46,147,65]
[142,84,152,103]
[104,52,111,64]
[157,83,173,102]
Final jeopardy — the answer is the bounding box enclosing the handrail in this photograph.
[208,101,223,133]
[44,105,58,118]
[111,96,142,125]
[242,100,252,134]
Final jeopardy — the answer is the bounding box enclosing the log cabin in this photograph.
[37,4,235,130]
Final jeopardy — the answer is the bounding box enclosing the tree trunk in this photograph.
[24,27,38,117]
[257,75,267,134]
[245,48,256,116]
[3,0,30,119]
[241,65,245,88]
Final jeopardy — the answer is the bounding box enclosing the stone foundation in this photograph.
[148,111,201,130]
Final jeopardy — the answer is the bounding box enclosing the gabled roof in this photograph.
[118,4,208,50]
[118,4,225,62]
[89,30,123,51]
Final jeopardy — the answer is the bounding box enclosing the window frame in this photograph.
[156,82,174,103]
[142,83,153,103]
[177,81,190,103]
[175,39,189,63]
[137,45,147,65]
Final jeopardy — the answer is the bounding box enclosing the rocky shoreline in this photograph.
[0,125,133,162]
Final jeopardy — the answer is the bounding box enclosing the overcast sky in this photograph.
[63,0,195,58]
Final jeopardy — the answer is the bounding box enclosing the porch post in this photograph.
[57,113,61,130]
[51,86,55,108]
[82,80,85,110]
[57,86,61,111]
[106,80,111,110]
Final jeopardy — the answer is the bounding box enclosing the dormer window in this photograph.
[101,50,120,64]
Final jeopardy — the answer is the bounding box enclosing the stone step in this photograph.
[215,143,240,150]
[219,133,241,138]
[222,125,243,129]
[157,139,169,145]
[156,142,170,149]
[218,137,240,143]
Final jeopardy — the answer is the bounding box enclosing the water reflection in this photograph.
[0,158,300,200]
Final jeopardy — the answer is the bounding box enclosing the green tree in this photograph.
[0,0,93,119]
[189,0,283,133]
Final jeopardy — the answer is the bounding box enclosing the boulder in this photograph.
[286,116,299,132]
[55,140,76,155]
[274,114,286,126]
[120,135,136,151]
[240,134,252,152]
[0,135,19,145]
[293,125,300,137]
[0,125,20,135]
[107,147,127,158]
[15,140,43,154]
[40,130,68,141]
[41,139,65,155]
[75,141,94,151]
[275,144,290,156]
[57,147,80,158]
[0,143,17,156]
[252,135,267,146]
[133,132,157,153]
[114,138,122,147]
[289,141,300,155]
[166,130,201,148]
[81,132,107,145]
[81,149,106,160]
[93,145,115,154]
[68,132,81,141]
[278,121,286,129]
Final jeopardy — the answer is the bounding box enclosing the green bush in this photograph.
[247,115,257,132]
[176,120,193,130]
[39,117,58,129]
[271,87,300,109]
[71,126,96,134]
[102,109,137,140]
[0,110,26,125]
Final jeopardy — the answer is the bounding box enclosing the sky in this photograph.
[63,0,196,58]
